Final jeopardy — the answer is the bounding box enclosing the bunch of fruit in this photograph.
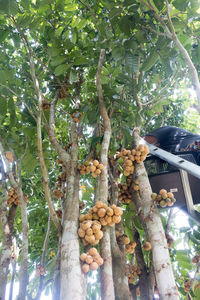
[72,111,82,123]
[7,188,29,206]
[165,233,174,248]
[192,254,200,264]
[151,189,176,208]
[133,178,140,191]
[53,189,63,199]
[78,160,104,178]
[126,241,137,254]
[56,209,62,219]
[125,264,142,284]
[117,234,131,245]
[42,99,51,111]
[78,220,103,246]
[143,241,152,251]
[118,183,132,204]
[116,145,149,176]
[184,280,191,293]
[80,248,103,273]
[36,264,46,276]
[86,201,123,226]
[5,151,14,163]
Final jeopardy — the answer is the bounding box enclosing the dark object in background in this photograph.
[144,126,200,153]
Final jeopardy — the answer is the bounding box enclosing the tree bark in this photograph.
[60,124,86,300]
[132,128,179,300]
[109,162,132,300]
[97,49,115,300]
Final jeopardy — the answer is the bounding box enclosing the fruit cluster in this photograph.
[184,280,191,293]
[78,220,103,246]
[133,178,140,191]
[116,145,149,176]
[192,254,200,264]
[42,99,51,111]
[117,234,131,245]
[78,160,104,178]
[78,202,123,246]
[125,264,142,284]
[56,209,62,219]
[125,241,137,254]
[143,241,152,251]
[72,111,82,123]
[7,188,29,206]
[80,248,103,273]
[118,182,132,204]
[36,264,46,276]
[151,189,176,208]
[53,189,63,199]
[5,151,14,163]
[165,233,174,248]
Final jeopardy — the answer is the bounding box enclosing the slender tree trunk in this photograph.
[109,161,132,300]
[97,49,115,300]
[0,158,17,300]
[17,164,29,300]
[132,128,179,300]
[60,124,86,300]
[35,215,51,300]
[132,224,154,300]
[52,238,61,300]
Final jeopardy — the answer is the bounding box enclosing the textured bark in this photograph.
[109,162,131,300]
[0,183,16,300]
[0,144,28,300]
[35,215,51,300]
[60,124,86,300]
[97,49,115,300]
[132,225,154,300]
[132,129,179,300]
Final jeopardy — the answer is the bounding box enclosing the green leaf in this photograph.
[141,50,159,72]
[22,152,37,173]
[50,56,67,67]
[173,0,188,11]
[64,4,78,11]
[153,0,164,10]
[125,53,139,73]
[0,98,7,115]
[54,64,69,76]
[0,0,18,15]
[69,69,78,84]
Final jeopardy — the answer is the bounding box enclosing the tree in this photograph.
[0,0,200,299]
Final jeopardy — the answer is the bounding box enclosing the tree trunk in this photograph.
[97,49,115,300]
[60,125,86,300]
[132,129,179,300]
[0,182,17,300]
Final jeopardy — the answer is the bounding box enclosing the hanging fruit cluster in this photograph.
[118,182,132,204]
[151,189,176,208]
[78,220,103,246]
[184,280,191,293]
[53,171,67,199]
[56,209,62,219]
[116,145,149,176]
[165,233,174,248]
[125,264,142,284]
[143,241,152,251]
[192,254,200,264]
[5,151,14,163]
[42,99,51,111]
[72,111,82,123]
[117,234,130,245]
[7,188,29,206]
[36,264,46,276]
[80,248,103,273]
[78,201,123,246]
[78,160,104,178]
[133,178,140,191]
[125,241,137,254]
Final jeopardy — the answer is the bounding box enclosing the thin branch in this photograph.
[78,0,100,32]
